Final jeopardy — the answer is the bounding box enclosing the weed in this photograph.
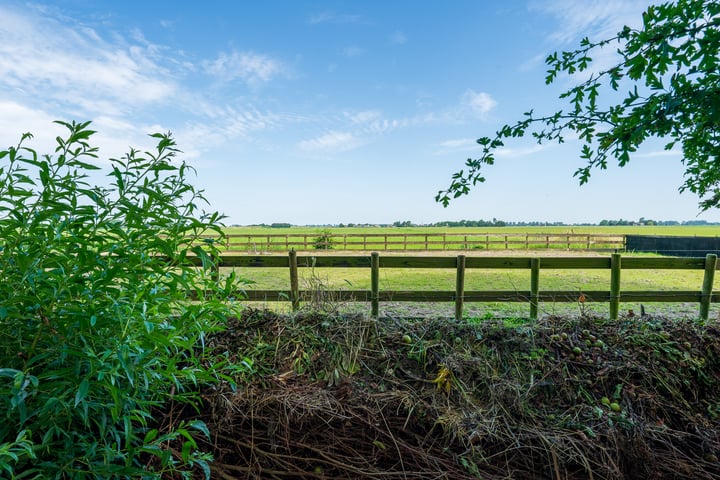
[299,257,354,314]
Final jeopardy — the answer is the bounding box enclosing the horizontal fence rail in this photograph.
[205,232,626,252]
[196,252,719,321]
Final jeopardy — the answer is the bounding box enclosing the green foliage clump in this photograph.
[313,229,334,249]
[0,121,244,479]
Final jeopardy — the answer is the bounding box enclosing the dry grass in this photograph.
[167,309,720,479]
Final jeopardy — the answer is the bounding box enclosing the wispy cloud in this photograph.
[390,31,407,45]
[528,0,648,79]
[531,0,647,46]
[346,110,383,124]
[341,46,365,57]
[0,4,293,162]
[0,6,177,119]
[633,149,682,159]
[308,12,363,25]
[203,51,284,85]
[433,138,478,154]
[298,131,364,153]
[435,137,549,159]
[495,144,547,158]
[296,109,438,155]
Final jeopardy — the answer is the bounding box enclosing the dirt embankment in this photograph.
[183,310,720,479]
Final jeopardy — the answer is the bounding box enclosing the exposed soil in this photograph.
[176,309,720,479]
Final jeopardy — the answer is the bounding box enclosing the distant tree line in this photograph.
[597,218,718,226]
[238,218,720,228]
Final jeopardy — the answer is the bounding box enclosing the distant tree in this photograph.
[437,0,720,210]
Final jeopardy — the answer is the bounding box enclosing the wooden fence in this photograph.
[204,252,719,321]
[215,232,625,252]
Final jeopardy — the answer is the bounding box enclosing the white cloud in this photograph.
[341,46,365,57]
[308,12,362,25]
[347,110,383,124]
[0,103,159,165]
[518,53,546,72]
[390,31,407,45]
[0,101,64,152]
[204,51,283,85]
[462,90,497,117]
[495,144,547,158]
[529,0,648,78]
[531,0,647,45]
[434,138,478,154]
[298,131,364,153]
[0,4,294,166]
[0,6,177,118]
[633,149,682,159]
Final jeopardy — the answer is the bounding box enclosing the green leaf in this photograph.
[0,368,21,378]
[74,379,90,407]
[143,428,159,443]
[188,420,211,440]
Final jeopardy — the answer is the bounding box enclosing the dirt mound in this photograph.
[190,309,720,479]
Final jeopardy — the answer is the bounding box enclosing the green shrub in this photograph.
[0,121,244,479]
[313,229,334,249]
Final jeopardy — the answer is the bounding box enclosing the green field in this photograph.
[225,225,720,236]
[217,225,720,318]
[217,225,720,253]
[223,252,716,319]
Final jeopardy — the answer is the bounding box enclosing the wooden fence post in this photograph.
[700,253,717,321]
[455,255,466,320]
[610,253,621,320]
[371,252,380,318]
[530,258,540,320]
[289,249,299,311]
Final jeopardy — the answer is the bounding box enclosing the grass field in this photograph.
[219,225,720,252]
[217,225,720,318]
[224,250,717,320]
[225,224,720,236]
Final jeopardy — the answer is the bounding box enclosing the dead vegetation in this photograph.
[175,309,720,479]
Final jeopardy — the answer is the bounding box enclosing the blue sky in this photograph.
[1,0,717,225]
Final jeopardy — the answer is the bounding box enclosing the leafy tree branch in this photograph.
[437,0,720,210]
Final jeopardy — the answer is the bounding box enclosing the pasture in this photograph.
[222,250,719,320]
[216,224,720,253]
[227,224,720,236]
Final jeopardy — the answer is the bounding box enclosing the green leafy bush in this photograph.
[0,121,243,479]
[313,229,334,249]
